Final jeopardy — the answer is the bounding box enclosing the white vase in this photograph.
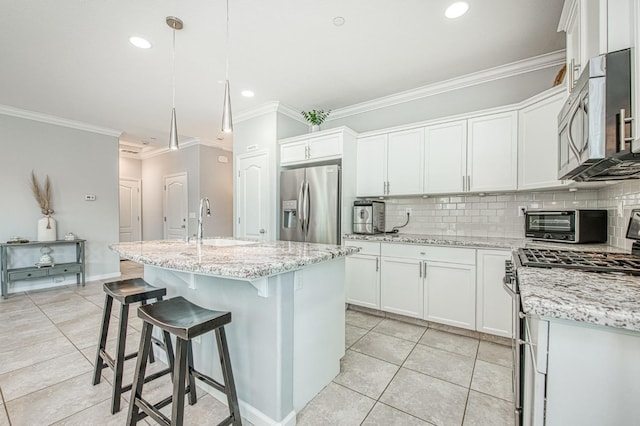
[37,216,57,242]
[311,125,320,132]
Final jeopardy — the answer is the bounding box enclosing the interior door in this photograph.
[163,173,188,240]
[237,152,270,240]
[119,178,141,242]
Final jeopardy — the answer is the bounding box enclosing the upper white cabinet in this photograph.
[356,129,423,197]
[280,132,342,166]
[467,111,518,192]
[424,120,467,194]
[518,88,568,190]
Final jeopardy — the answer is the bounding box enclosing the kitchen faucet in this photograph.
[197,197,211,241]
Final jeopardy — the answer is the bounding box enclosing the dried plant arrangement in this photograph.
[31,171,54,220]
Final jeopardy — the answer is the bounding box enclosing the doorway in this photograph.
[237,151,270,240]
[163,172,188,240]
[119,178,142,242]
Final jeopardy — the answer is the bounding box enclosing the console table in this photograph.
[0,239,85,299]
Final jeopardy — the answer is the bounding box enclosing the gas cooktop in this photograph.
[516,248,640,275]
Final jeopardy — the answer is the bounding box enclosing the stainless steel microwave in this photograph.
[524,209,607,243]
[558,48,638,181]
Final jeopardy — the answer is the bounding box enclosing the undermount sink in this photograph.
[200,238,258,247]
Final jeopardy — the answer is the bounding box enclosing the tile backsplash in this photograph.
[380,180,640,249]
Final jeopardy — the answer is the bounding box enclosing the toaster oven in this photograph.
[524,209,607,243]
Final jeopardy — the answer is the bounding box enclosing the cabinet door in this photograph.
[386,129,423,195]
[518,91,569,190]
[308,134,342,161]
[476,250,513,338]
[634,1,640,145]
[565,1,582,90]
[345,254,380,309]
[424,261,475,330]
[280,140,309,165]
[380,257,423,318]
[356,135,387,197]
[424,120,466,194]
[467,112,517,192]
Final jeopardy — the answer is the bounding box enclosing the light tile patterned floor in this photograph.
[0,261,514,425]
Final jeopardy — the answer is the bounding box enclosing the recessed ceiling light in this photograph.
[129,36,152,49]
[333,17,345,27]
[241,90,254,98]
[445,2,469,19]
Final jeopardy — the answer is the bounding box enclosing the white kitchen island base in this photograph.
[143,258,345,426]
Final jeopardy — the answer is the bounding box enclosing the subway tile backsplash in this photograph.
[381,181,640,249]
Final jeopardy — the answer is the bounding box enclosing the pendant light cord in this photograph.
[172,26,176,109]
[225,0,229,80]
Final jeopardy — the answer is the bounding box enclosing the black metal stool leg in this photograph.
[172,338,188,426]
[127,321,153,426]
[187,341,197,405]
[111,301,129,414]
[141,299,155,364]
[216,327,242,425]
[93,294,113,385]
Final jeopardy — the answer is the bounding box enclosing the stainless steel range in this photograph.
[515,248,640,275]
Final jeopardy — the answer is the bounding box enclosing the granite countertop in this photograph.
[109,238,358,280]
[517,265,640,332]
[343,233,624,252]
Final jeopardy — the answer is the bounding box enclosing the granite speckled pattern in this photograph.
[109,239,359,280]
[516,265,640,332]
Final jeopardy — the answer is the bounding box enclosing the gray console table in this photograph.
[0,239,85,299]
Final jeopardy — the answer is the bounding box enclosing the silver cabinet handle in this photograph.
[423,262,427,278]
[259,229,266,234]
[618,108,634,152]
[419,261,422,278]
[387,181,390,195]
[467,175,470,191]
[462,175,465,191]
[376,257,379,272]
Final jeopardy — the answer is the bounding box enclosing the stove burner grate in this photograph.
[517,248,640,275]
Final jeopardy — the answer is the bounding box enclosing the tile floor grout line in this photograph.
[460,337,480,425]
[0,385,12,426]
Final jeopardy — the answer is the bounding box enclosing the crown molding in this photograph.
[198,138,233,152]
[0,104,122,137]
[328,50,566,121]
[235,101,307,125]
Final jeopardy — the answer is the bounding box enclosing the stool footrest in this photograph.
[192,368,226,394]
[121,367,172,393]
[134,395,172,426]
[100,349,115,370]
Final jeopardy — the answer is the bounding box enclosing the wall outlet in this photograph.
[405,208,412,216]
[518,206,527,216]
[84,194,96,201]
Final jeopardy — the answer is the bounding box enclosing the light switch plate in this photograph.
[84,194,96,201]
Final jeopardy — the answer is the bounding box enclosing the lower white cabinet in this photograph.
[476,249,513,338]
[424,261,476,330]
[345,254,380,309]
[380,257,423,318]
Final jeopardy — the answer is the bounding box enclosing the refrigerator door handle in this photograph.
[304,180,311,238]
[298,180,306,233]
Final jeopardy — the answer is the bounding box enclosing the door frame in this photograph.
[235,150,270,240]
[163,172,189,240]
[119,177,142,242]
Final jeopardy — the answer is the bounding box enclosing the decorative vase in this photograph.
[37,216,57,242]
[311,124,320,132]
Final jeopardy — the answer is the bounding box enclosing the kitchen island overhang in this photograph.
[110,239,359,426]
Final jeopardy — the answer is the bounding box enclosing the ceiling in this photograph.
[0,0,565,152]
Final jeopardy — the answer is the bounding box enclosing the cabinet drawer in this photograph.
[381,243,475,265]
[49,264,82,275]
[345,240,380,256]
[9,269,48,280]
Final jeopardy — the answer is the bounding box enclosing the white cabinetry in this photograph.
[380,256,423,318]
[518,88,568,190]
[476,249,513,338]
[424,120,466,194]
[280,132,342,166]
[467,111,518,192]
[344,241,381,309]
[424,260,476,330]
[356,129,423,197]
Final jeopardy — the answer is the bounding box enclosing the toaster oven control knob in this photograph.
[544,233,552,239]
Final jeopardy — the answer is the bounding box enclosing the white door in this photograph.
[424,120,467,194]
[163,173,188,240]
[467,111,518,192]
[424,261,476,330]
[356,135,387,197]
[380,257,423,318]
[386,128,423,195]
[237,152,270,240]
[476,249,513,338]
[119,179,141,242]
[345,255,380,309]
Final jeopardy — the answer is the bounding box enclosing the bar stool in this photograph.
[93,278,175,414]
[127,296,241,426]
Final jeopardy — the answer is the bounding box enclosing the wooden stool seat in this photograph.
[103,278,166,304]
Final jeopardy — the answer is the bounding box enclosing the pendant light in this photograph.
[221,0,233,133]
[166,16,183,150]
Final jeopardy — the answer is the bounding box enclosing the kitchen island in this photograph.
[109,239,358,426]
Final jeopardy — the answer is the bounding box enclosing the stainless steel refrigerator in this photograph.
[280,165,340,244]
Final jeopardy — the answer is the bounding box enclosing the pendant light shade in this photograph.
[166,16,183,150]
[169,108,179,150]
[221,0,233,133]
[221,80,233,133]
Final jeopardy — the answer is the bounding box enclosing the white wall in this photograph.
[119,157,142,180]
[0,113,120,293]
